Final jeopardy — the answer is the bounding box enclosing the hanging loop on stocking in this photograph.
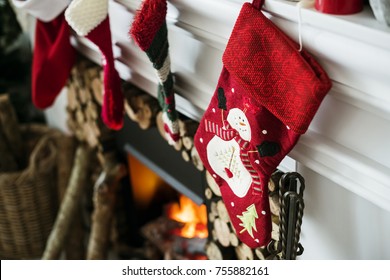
[252,0,265,10]
[296,1,315,51]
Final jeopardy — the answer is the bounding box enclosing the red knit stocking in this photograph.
[194,1,331,248]
[85,17,124,130]
[65,0,124,130]
[32,12,75,109]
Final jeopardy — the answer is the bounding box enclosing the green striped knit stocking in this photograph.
[130,0,180,145]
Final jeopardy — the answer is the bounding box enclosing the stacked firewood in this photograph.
[123,83,160,131]
[204,170,284,260]
[123,82,203,172]
[156,113,202,171]
[66,59,105,152]
[177,119,204,172]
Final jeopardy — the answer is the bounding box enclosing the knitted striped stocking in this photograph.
[130,0,180,145]
[65,0,124,130]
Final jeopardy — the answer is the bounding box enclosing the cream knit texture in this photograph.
[65,0,108,36]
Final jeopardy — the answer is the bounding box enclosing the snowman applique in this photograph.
[203,93,268,241]
[195,84,283,247]
[206,107,261,199]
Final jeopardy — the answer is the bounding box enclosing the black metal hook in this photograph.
[278,172,305,260]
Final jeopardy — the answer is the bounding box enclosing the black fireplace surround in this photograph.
[115,116,206,205]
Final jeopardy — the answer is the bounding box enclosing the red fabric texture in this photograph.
[223,3,331,134]
[195,68,300,248]
[130,0,167,51]
[86,16,124,130]
[194,2,331,248]
[252,0,264,10]
[32,12,75,109]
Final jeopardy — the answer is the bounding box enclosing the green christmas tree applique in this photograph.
[237,204,258,239]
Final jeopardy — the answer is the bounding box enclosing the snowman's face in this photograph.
[227,108,251,141]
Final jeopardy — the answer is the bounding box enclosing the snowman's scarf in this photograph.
[204,119,262,194]
[204,119,236,141]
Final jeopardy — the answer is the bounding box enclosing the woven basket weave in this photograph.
[0,124,59,259]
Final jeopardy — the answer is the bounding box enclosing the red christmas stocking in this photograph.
[65,0,124,130]
[130,0,180,145]
[32,12,75,109]
[194,0,332,248]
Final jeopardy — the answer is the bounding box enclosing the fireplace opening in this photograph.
[116,117,206,205]
[125,152,208,260]
[127,153,178,227]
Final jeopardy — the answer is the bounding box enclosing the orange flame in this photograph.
[167,195,208,239]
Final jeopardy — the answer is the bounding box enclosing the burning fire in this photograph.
[167,195,208,239]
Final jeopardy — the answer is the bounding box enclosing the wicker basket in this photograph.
[0,124,59,259]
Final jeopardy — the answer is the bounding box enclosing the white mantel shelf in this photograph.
[262,0,390,50]
[74,0,390,213]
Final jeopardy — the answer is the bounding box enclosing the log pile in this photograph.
[204,170,285,260]
[123,83,160,130]
[66,59,104,153]
[140,215,207,260]
[140,216,184,260]
[156,112,203,171]
[178,119,203,171]
[123,81,203,172]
